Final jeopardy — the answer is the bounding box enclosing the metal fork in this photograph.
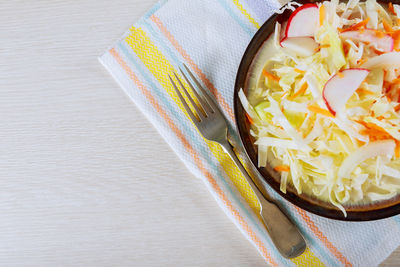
[169,64,306,259]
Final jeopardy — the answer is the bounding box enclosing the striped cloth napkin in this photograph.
[100,0,400,265]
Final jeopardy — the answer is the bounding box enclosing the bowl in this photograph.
[233,0,400,221]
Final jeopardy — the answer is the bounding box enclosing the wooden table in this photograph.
[0,1,398,266]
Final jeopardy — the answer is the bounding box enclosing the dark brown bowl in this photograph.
[233,0,400,221]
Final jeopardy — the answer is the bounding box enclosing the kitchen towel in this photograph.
[99,0,400,266]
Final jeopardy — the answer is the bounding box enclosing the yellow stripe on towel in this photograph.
[232,0,260,28]
[125,27,260,212]
[125,26,330,267]
[109,47,278,266]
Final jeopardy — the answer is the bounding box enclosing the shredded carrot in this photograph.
[383,19,393,33]
[395,104,400,112]
[398,18,400,26]
[391,30,400,51]
[363,132,392,141]
[392,30,400,38]
[359,118,398,142]
[343,42,350,54]
[396,140,400,158]
[339,18,370,33]
[245,113,254,124]
[356,88,375,95]
[389,2,396,15]
[337,72,344,78]
[385,89,395,101]
[369,110,375,118]
[358,120,388,133]
[289,83,308,100]
[392,77,400,84]
[383,80,391,93]
[281,91,289,99]
[359,126,387,135]
[314,44,330,52]
[376,115,385,120]
[319,5,325,26]
[357,58,367,65]
[377,32,385,38]
[356,139,366,146]
[294,68,305,74]
[307,105,335,118]
[262,69,280,82]
[372,47,385,55]
[274,165,290,172]
[374,30,386,38]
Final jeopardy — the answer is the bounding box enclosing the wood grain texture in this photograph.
[0,1,398,266]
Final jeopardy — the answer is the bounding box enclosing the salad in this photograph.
[240,0,400,215]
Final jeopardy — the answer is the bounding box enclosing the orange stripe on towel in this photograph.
[109,48,278,267]
[150,15,235,121]
[149,16,346,266]
[295,207,353,267]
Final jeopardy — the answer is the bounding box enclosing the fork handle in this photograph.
[219,140,306,259]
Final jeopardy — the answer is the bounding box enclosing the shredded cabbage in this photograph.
[240,1,400,216]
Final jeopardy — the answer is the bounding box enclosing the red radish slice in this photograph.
[285,4,319,38]
[322,69,370,115]
[340,29,393,52]
[280,37,319,57]
[362,52,400,69]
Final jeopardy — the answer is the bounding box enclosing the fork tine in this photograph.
[169,75,199,123]
[182,64,219,111]
[172,72,205,118]
[179,67,214,115]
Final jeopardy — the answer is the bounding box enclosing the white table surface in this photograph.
[0,1,398,266]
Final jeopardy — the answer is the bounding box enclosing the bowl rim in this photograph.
[233,0,400,221]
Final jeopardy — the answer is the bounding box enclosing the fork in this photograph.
[169,64,307,259]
